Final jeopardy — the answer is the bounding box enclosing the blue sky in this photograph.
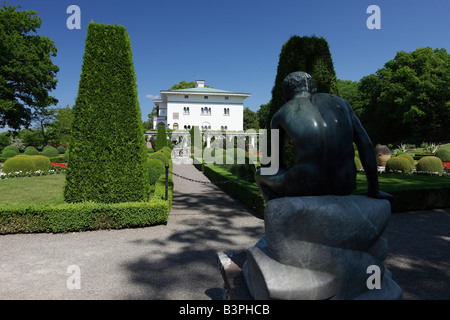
[3,0,450,125]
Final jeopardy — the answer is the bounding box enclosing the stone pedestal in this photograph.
[243,195,402,300]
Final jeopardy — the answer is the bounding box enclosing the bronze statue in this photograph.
[255,71,392,202]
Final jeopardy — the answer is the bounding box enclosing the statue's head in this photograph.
[282,71,317,100]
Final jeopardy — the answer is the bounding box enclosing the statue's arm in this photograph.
[347,103,393,200]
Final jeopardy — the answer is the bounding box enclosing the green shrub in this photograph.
[30,155,51,172]
[0,200,170,235]
[385,157,413,174]
[24,146,39,155]
[149,151,169,165]
[2,145,19,155]
[355,156,362,170]
[64,23,148,204]
[416,156,444,175]
[435,149,450,162]
[148,158,165,185]
[155,125,168,151]
[57,146,66,154]
[2,155,36,174]
[161,146,172,160]
[2,150,18,159]
[396,153,415,169]
[42,146,59,157]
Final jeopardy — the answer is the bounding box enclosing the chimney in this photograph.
[195,80,205,88]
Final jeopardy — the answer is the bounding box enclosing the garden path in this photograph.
[0,163,265,300]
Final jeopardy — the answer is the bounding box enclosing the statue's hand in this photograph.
[367,190,393,201]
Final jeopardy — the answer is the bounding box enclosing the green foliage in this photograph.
[243,107,260,130]
[2,145,19,155]
[30,155,51,172]
[358,48,450,144]
[256,102,271,130]
[155,125,168,151]
[2,150,18,158]
[0,3,59,130]
[149,150,169,165]
[3,155,36,173]
[147,158,165,185]
[385,156,414,174]
[64,23,148,204]
[169,81,211,90]
[0,200,170,234]
[416,156,444,175]
[336,80,365,117]
[24,146,39,155]
[57,146,66,154]
[268,35,338,167]
[435,148,450,162]
[396,153,415,169]
[42,146,58,157]
[161,146,172,159]
[355,156,363,170]
[2,155,51,174]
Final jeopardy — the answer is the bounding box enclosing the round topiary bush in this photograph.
[2,155,36,174]
[416,156,444,175]
[149,151,169,165]
[2,150,18,159]
[435,149,450,162]
[30,155,51,172]
[396,153,415,170]
[385,156,413,174]
[42,146,59,157]
[147,158,165,185]
[24,146,40,155]
[2,145,20,155]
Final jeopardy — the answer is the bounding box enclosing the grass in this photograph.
[354,173,450,194]
[0,174,66,205]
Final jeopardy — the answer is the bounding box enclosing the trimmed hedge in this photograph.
[416,156,444,175]
[0,200,170,234]
[385,156,414,174]
[24,146,39,155]
[65,23,148,204]
[435,149,450,162]
[148,158,165,185]
[202,164,265,216]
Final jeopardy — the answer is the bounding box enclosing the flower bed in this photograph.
[1,163,67,179]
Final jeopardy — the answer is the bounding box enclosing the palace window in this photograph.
[201,107,211,115]
[224,108,230,115]
[183,107,190,115]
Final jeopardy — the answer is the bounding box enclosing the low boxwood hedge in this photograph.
[0,159,174,235]
[0,200,170,234]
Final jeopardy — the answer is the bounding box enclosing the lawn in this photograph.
[354,173,450,194]
[0,174,66,205]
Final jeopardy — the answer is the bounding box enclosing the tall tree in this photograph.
[0,3,59,130]
[243,107,260,130]
[169,81,211,90]
[268,35,338,167]
[65,23,148,204]
[358,47,450,144]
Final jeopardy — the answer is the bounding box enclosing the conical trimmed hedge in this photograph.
[64,23,148,204]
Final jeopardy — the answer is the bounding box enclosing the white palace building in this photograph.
[153,80,251,131]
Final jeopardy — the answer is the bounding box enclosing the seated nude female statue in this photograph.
[255,71,392,202]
